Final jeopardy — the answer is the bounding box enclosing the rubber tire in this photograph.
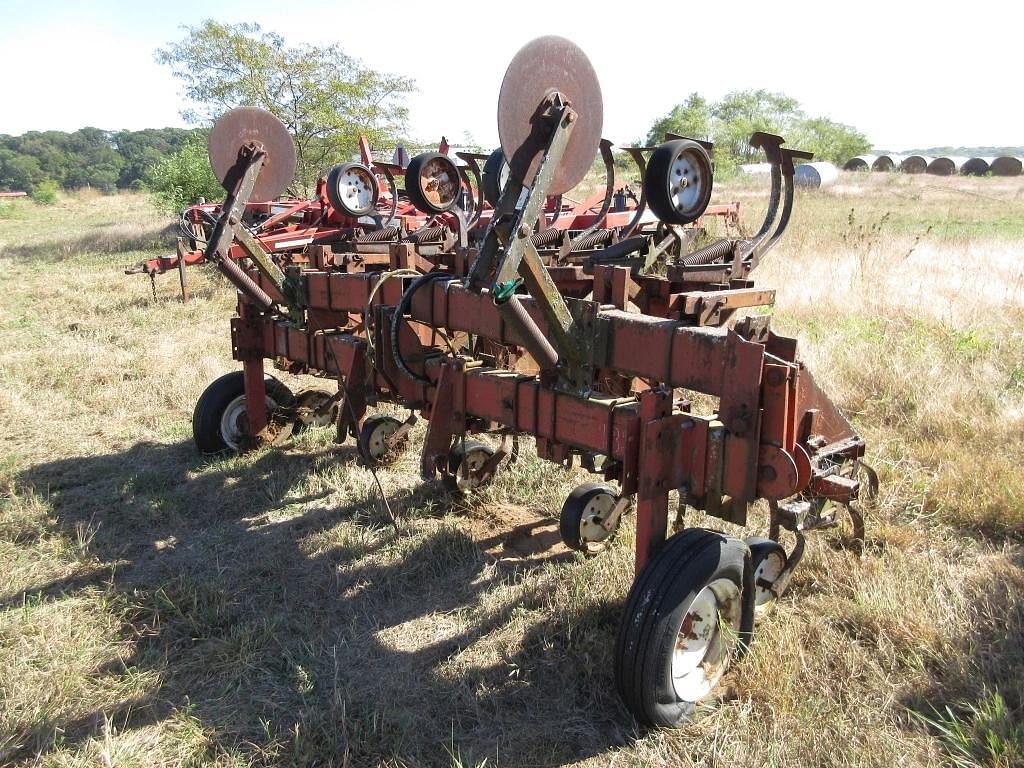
[405,152,460,214]
[443,439,496,491]
[643,139,713,226]
[358,414,406,466]
[192,371,293,454]
[614,529,754,727]
[326,162,378,217]
[745,536,787,614]
[481,148,509,207]
[559,482,621,553]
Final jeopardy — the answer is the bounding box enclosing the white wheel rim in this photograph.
[367,420,401,459]
[464,448,491,472]
[669,151,704,213]
[753,552,785,608]
[337,166,375,214]
[219,394,278,451]
[421,158,459,209]
[672,578,742,702]
[457,447,493,488]
[579,491,617,546]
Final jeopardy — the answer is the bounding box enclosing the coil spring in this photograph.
[529,227,562,248]
[682,238,733,266]
[407,226,446,244]
[569,229,613,252]
[357,226,400,243]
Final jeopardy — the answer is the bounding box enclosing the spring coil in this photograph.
[682,238,733,266]
[568,229,613,252]
[407,226,446,244]
[528,227,563,248]
[357,226,401,243]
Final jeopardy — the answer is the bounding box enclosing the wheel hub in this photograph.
[219,394,278,451]
[579,493,616,544]
[671,578,742,702]
[753,551,785,608]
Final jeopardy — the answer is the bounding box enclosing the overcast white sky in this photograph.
[1,0,1021,151]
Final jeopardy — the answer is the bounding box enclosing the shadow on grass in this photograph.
[0,222,176,262]
[901,549,1024,767]
[4,437,636,766]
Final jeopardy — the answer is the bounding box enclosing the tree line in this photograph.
[2,21,875,206]
[0,127,198,194]
[645,92,870,171]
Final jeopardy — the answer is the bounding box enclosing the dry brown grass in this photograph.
[1,177,1022,767]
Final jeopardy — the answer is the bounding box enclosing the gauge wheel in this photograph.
[358,414,406,466]
[293,388,337,430]
[615,528,753,727]
[443,439,496,491]
[406,152,461,214]
[559,482,623,554]
[481,148,510,207]
[193,371,294,454]
[326,162,379,217]
[643,139,713,225]
[744,537,787,615]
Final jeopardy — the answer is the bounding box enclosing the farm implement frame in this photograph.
[180,36,874,727]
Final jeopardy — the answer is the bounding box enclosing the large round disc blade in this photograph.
[497,36,603,196]
[208,107,297,202]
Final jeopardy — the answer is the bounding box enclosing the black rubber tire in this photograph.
[481,148,509,207]
[326,162,378,217]
[559,482,621,554]
[744,536,788,614]
[443,439,496,491]
[192,371,293,454]
[358,414,406,466]
[643,139,713,226]
[614,529,754,727]
[405,152,461,214]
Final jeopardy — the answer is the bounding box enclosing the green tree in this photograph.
[115,127,194,188]
[712,90,802,165]
[646,89,871,171]
[788,116,870,165]
[156,20,416,192]
[0,148,47,192]
[63,128,124,192]
[645,93,711,146]
[145,133,226,213]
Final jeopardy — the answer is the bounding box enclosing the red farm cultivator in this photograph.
[174,36,875,727]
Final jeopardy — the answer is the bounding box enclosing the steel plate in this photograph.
[497,36,603,196]
[208,107,297,202]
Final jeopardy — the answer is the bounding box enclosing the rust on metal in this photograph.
[497,35,603,195]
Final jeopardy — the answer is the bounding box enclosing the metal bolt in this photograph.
[566,112,577,124]
[517,224,531,238]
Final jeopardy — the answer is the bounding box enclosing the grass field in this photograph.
[1,174,1022,767]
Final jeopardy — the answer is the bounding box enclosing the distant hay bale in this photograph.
[926,157,968,176]
[871,154,905,172]
[901,155,933,174]
[794,162,839,188]
[960,157,995,176]
[990,156,1023,176]
[843,155,876,171]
